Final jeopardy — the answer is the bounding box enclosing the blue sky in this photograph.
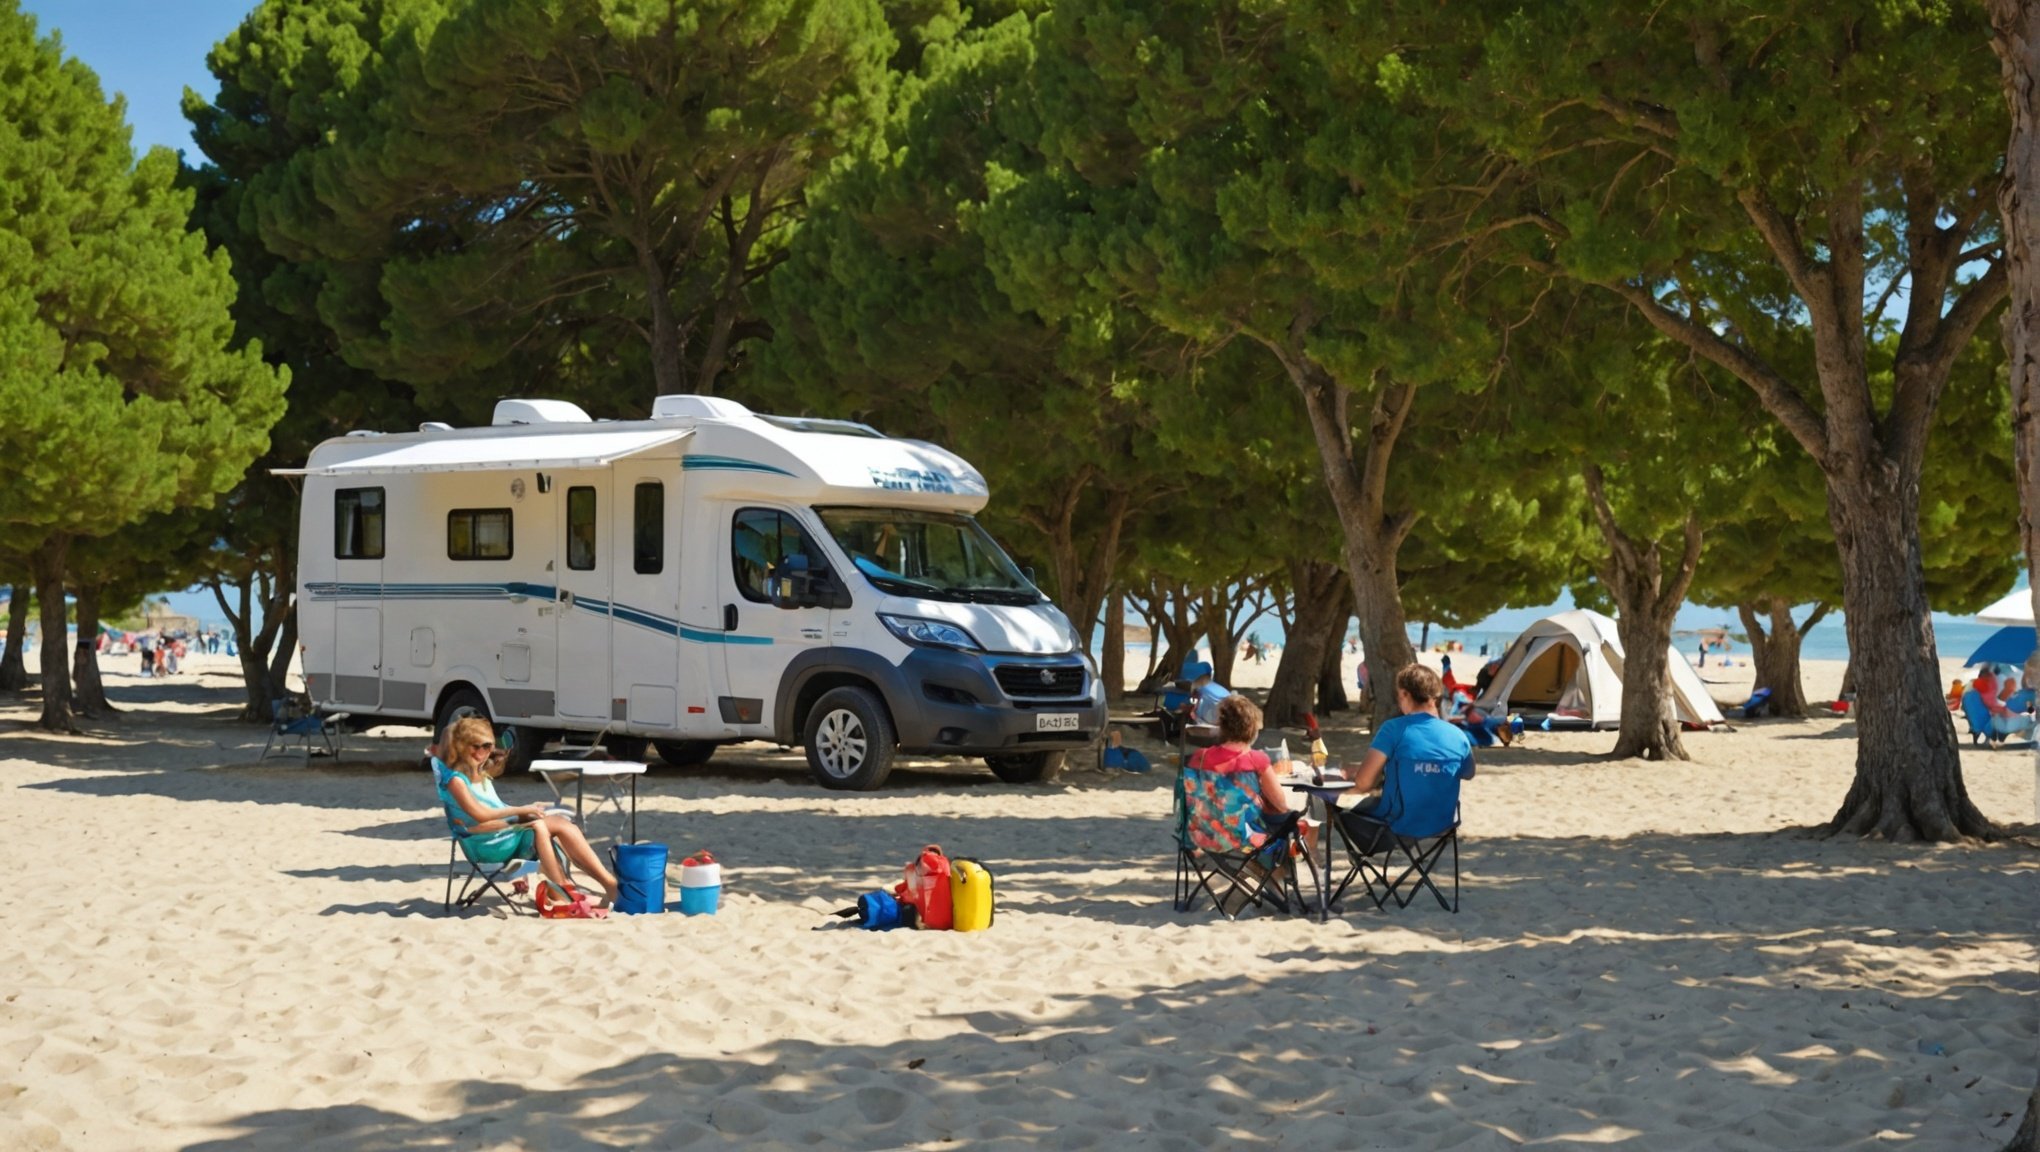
[20,0,254,159]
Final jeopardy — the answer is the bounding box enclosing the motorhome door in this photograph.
[716,506,832,731]
[555,475,613,721]
[327,484,384,709]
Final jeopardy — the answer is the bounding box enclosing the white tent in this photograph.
[1473,609,1725,729]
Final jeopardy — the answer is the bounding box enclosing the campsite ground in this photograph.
[0,653,2033,1150]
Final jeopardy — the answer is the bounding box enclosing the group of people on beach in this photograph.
[1949,663,2038,739]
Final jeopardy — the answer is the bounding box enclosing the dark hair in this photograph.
[1215,693,1262,744]
[1396,663,1443,705]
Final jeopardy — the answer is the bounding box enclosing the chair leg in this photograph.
[443,841,459,915]
[261,730,278,760]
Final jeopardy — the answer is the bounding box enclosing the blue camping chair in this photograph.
[261,698,350,763]
[1959,690,2006,747]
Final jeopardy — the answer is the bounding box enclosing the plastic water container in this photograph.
[609,842,668,915]
[679,851,721,916]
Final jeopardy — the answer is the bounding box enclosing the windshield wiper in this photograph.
[867,573,953,598]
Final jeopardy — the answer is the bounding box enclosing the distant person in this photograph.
[1947,678,1966,712]
[1696,641,1706,669]
[1179,660,1231,726]
[1102,729,1152,773]
[137,632,154,677]
[1447,685,1515,748]
[1474,657,1501,698]
[1439,655,1461,700]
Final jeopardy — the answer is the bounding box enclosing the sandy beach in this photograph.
[1,652,2034,1150]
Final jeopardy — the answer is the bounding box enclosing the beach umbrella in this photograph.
[1976,588,2035,625]
[1963,625,2037,668]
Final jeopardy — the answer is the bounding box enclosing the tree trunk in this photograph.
[266,602,298,703]
[1316,595,1353,714]
[1823,482,1991,839]
[213,572,288,721]
[2005,1082,2039,1152]
[69,582,115,718]
[640,244,684,398]
[1201,585,1241,687]
[1737,598,1826,719]
[1584,466,1701,761]
[1101,590,1125,705]
[1149,585,1201,688]
[1991,7,2040,1136]
[1266,560,1344,726]
[0,583,28,692]
[1262,342,1421,730]
[31,535,73,732]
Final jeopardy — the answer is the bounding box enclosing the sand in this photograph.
[0,651,2034,1151]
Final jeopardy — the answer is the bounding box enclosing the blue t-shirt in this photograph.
[1192,681,1231,725]
[1368,712,1475,838]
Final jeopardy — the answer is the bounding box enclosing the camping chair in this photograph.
[1171,762,1319,920]
[1329,770,1461,913]
[1959,690,2000,746]
[261,698,350,763]
[430,756,565,916]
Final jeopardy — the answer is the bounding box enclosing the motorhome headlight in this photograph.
[879,614,983,652]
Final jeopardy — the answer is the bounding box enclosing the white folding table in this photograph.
[528,759,648,842]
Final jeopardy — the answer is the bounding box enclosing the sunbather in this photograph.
[438,716,619,910]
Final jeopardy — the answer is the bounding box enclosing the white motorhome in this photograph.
[286,396,1104,789]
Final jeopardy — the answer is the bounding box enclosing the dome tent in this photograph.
[1472,609,1725,729]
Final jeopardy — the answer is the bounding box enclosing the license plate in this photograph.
[1035,712,1079,732]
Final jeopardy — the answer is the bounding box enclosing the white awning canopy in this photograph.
[1978,587,2035,626]
[275,428,692,476]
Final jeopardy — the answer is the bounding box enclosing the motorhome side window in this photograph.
[567,486,597,570]
[334,488,385,559]
[633,482,663,574]
[447,508,513,561]
[731,508,822,603]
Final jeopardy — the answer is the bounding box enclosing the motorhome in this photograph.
[286,396,1105,789]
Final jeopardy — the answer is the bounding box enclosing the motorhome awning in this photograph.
[274,429,693,476]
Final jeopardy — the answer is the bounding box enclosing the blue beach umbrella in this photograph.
[1963,626,2037,668]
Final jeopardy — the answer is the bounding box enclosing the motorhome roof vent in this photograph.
[419,421,454,432]
[651,394,752,421]
[492,399,592,426]
[344,430,383,438]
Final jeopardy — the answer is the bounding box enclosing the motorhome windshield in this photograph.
[817,508,1040,605]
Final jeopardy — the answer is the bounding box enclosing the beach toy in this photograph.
[678,850,722,915]
[609,841,669,914]
[949,858,995,932]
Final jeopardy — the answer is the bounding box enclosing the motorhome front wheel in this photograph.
[803,686,897,791]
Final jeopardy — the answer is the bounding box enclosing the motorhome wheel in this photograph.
[433,687,541,776]
[652,739,717,768]
[986,751,1066,785]
[603,736,650,762]
[803,686,896,791]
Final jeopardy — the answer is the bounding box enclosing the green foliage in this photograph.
[0,1,285,540]
[230,0,895,417]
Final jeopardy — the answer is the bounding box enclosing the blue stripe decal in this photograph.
[681,455,796,477]
[303,582,773,645]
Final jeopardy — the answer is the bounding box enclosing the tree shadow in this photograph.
[179,924,2036,1152]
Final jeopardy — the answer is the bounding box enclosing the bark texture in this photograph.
[31,536,72,732]
[210,568,295,722]
[1737,598,1829,718]
[1989,8,2040,1139]
[1023,475,1131,662]
[69,582,114,718]
[1259,324,1419,729]
[1265,560,1345,726]
[1101,591,1126,705]
[1584,465,1702,761]
[0,583,28,692]
[1316,595,1353,715]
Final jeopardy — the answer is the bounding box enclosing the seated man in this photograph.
[1340,664,1476,850]
[1982,670,2037,739]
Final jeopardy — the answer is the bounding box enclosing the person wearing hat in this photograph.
[1178,659,1231,726]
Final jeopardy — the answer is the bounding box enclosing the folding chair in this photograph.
[1331,776,1461,913]
[261,698,350,763]
[430,756,562,916]
[1171,764,1319,920]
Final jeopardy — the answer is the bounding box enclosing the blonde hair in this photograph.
[445,716,499,776]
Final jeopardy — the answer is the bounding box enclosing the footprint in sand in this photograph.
[852,1084,911,1124]
[707,1097,771,1136]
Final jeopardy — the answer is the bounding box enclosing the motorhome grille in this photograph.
[995,664,1087,698]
